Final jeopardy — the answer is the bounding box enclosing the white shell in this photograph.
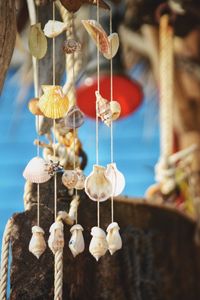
[48,221,64,254]
[96,91,112,126]
[44,20,67,38]
[89,227,108,261]
[106,222,122,255]
[23,156,51,183]
[85,165,112,202]
[103,33,120,60]
[75,169,86,190]
[29,226,46,259]
[69,224,85,257]
[110,100,121,121]
[62,170,78,189]
[68,195,80,222]
[105,163,125,196]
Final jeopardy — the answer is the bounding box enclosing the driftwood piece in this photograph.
[9,175,200,300]
[0,0,16,91]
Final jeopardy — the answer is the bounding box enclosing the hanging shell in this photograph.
[69,224,85,257]
[63,39,81,54]
[28,23,47,59]
[28,98,44,116]
[44,20,67,38]
[48,221,64,254]
[85,165,112,202]
[29,226,46,259]
[103,33,120,59]
[105,163,125,196]
[75,168,86,190]
[68,195,80,222]
[62,170,78,189]
[65,105,84,129]
[39,85,69,119]
[96,91,112,126]
[106,222,122,255]
[110,100,121,121]
[89,227,108,261]
[23,156,51,183]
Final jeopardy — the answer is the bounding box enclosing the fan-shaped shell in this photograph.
[110,100,121,121]
[75,168,86,190]
[29,226,46,259]
[85,164,112,202]
[106,222,122,255]
[105,163,125,196]
[69,224,85,257]
[23,156,51,183]
[28,98,44,116]
[65,105,84,129]
[103,33,119,59]
[44,20,67,38]
[39,85,69,119]
[63,39,81,54]
[96,91,112,126]
[62,170,78,189]
[89,226,108,261]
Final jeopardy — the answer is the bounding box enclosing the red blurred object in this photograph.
[76,74,143,119]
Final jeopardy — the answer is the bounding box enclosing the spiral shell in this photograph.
[48,221,64,254]
[89,227,108,261]
[23,156,51,183]
[106,222,122,255]
[63,39,81,54]
[62,170,78,189]
[69,224,85,257]
[96,91,112,126]
[29,226,46,259]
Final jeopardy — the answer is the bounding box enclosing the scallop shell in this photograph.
[65,105,84,129]
[75,168,86,190]
[29,226,46,259]
[44,20,67,38]
[23,156,51,183]
[62,170,78,189]
[105,163,125,196]
[39,85,69,119]
[69,224,85,257]
[103,33,119,59]
[110,100,121,121]
[28,98,44,116]
[89,227,108,261]
[48,221,64,254]
[85,164,112,202]
[96,91,112,126]
[106,222,122,255]
[68,195,80,222]
[63,39,81,54]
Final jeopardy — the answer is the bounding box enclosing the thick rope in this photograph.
[23,180,33,210]
[54,249,63,300]
[0,218,14,300]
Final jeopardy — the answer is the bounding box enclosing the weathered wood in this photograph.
[0,0,16,91]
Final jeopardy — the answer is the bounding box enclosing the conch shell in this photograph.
[69,224,85,257]
[85,164,112,202]
[106,222,122,255]
[44,20,67,38]
[48,221,64,254]
[96,91,112,126]
[63,39,81,54]
[39,85,69,119]
[89,226,108,261]
[75,168,86,190]
[29,226,46,259]
[105,163,125,196]
[23,156,51,183]
[62,170,78,189]
[28,98,44,116]
[68,195,80,222]
[65,105,84,129]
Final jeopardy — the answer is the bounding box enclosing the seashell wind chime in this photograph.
[24,0,125,297]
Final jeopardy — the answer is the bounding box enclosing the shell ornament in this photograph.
[65,105,85,129]
[75,168,86,190]
[106,222,122,255]
[29,226,47,259]
[43,20,67,38]
[89,226,108,261]
[23,156,51,183]
[62,170,78,189]
[63,39,81,54]
[69,224,85,257]
[105,163,125,196]
[96,91,112,126]
[110,100,121,121]
[28,98,44,116]
[85,165,112,202]
[48,221,64,254]
[39,85,69,119]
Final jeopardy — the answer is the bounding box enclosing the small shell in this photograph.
[103,33,119,59]
[28,23,47,59]
[62,170,78,189]
[39,85,69,119]
[28,98,44,116]
[23,156,51,183]
[96,91,112,126]
[110,101,121,121]
[68,195,80,222]
[89,227,108,261]
[75,168,86,190]
[85,164,112,202]
[106,222,122,255]
[29,226,46,259]
[44,20,67,38]
[65,105,84,129]
[105,163,125,196]
[63,39,81,54]
[48,221,64,254]
[69,224,85,257]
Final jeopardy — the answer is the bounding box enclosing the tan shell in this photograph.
[103,33,119,60]
[68,195,80,222]
[69,224,85,257]
[28,98,44,116]
[48,221,64,254]
[63,39,81,54]
[106,222,122,255]
[110,101,121,121]
[96,91,112,126]
[44,20,67,38]
[23,156,51,183]
[89,227,108,261]
[28,23,47,59]
[85,164,112,202]
[75,168,86,190]
[29,226,46,259]
[62,170,78,189]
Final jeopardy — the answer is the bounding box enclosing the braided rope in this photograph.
[54,249,63,300]
[23,180,33,211]
[0,218,14,300]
